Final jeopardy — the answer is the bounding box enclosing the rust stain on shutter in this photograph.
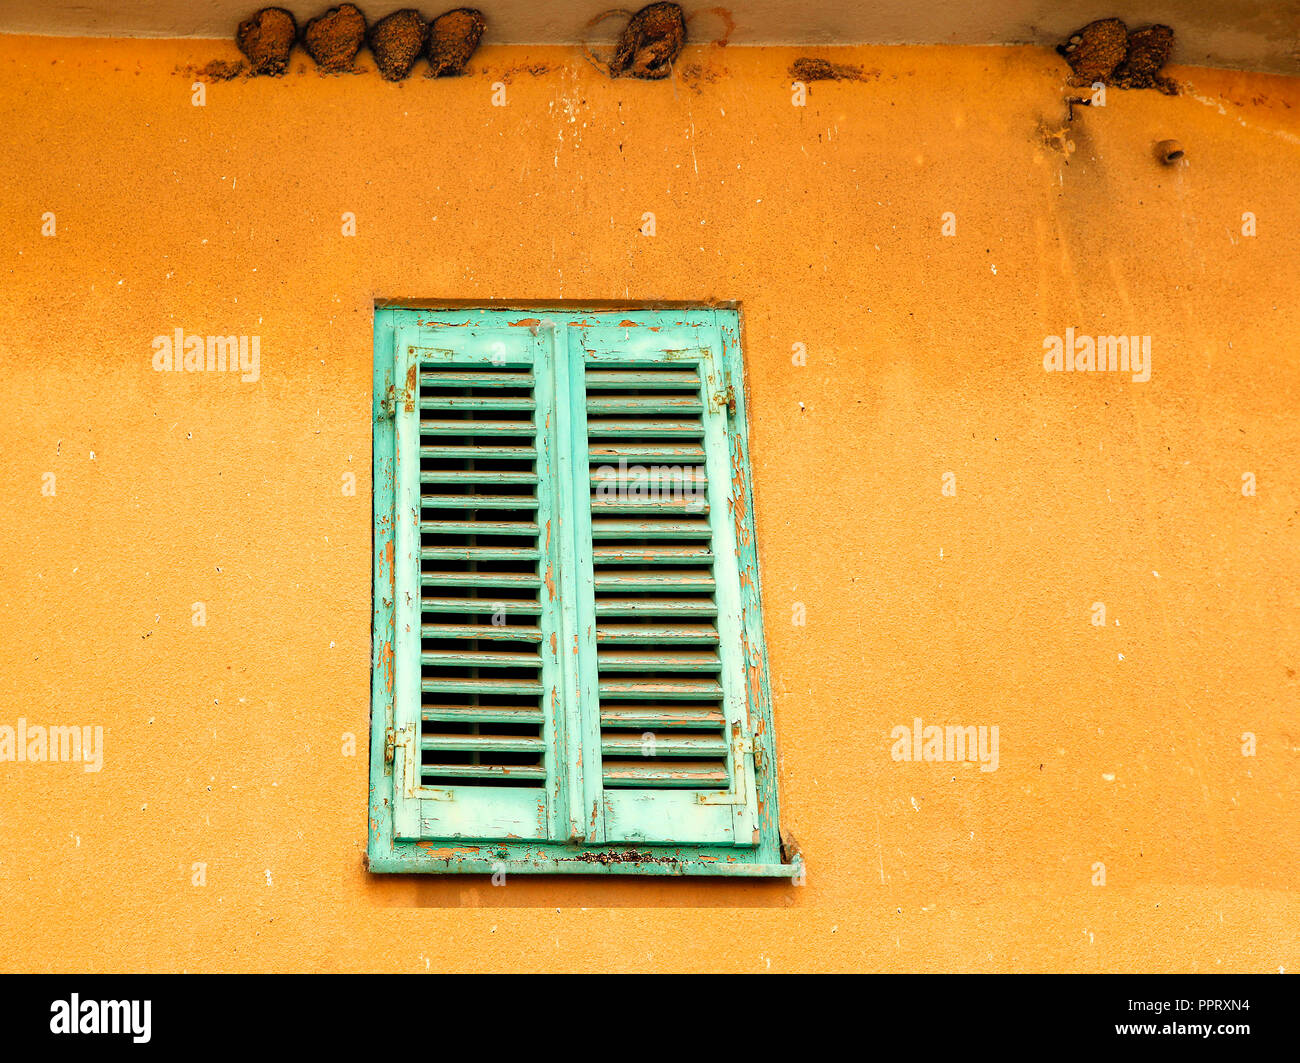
[404,362,417,413]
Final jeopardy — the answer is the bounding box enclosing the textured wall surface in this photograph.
[0,34,1296,972]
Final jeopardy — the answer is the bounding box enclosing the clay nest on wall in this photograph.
[236,6,297,75]
[303,4,367,73]
[1112,25,1176,92]
[609,2,686,79]
[368,9,429,80]
[788,57,875,82]
[427,8,487,76]
[1058,18,1178,95]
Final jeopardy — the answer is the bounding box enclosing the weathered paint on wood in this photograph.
[369,308,797,877]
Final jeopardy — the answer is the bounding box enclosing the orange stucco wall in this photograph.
[0,34,1296,972]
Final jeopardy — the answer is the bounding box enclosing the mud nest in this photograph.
[236,7,297,76]
[1058,19,1177,94]
[789,57,868,82]
[1113,25,1176,92]
[427,8,486,76]
[368,9,428,81]
[196,59,247,81]
[610,2,686,79]
[1057,18,1127,86]
[303,4,367,73]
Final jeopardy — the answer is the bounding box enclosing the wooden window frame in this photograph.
[367,307,798,877]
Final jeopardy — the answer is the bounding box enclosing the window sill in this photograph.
[367,841,804,878]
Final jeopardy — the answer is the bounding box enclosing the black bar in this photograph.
[0,974,1288,1052]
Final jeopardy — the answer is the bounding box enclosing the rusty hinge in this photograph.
[706,371,736,417]
[392,722,455,801]
[378,384,397,421]
[396,723,417,798]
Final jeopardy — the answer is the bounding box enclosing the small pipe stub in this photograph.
[1155,139,1185,164]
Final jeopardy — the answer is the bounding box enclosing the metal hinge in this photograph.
[393,722,454,802]
[707,373,736,417]
[378,384,397,420]
[393,723,416,797]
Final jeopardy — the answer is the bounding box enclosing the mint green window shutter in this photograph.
[390,322,568,842]
[373,308,791,876]
[571,320,761,847]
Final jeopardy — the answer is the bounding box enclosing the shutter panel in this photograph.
[391,325,566,841]
[572,323,760,846]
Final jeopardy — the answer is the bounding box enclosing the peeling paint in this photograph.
[416,844,483,858]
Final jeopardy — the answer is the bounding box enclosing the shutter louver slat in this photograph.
[599,677,723,698]
[602,763,729,786]
[421,520,541,535]
[422,676,544,695]
[421,546,541,561]
[419,419,537,436]
[589,470,706,487]
[599,705,726,728]
[420,395,536,410]
[420,444,538,459]
[593,570,714,590]
[422,470,540,484]
[422,495,540,509]
[591,545,714,564]
[412,764,548,781]
[423,704,544,725]
[423,597,543,614]
[595,625,719,644]
[589,519,712,538]
[423,570,542,588]
[589,444,706,460]
[597,650,722,671]
[420,624,542,640]
[583,369,701,389]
